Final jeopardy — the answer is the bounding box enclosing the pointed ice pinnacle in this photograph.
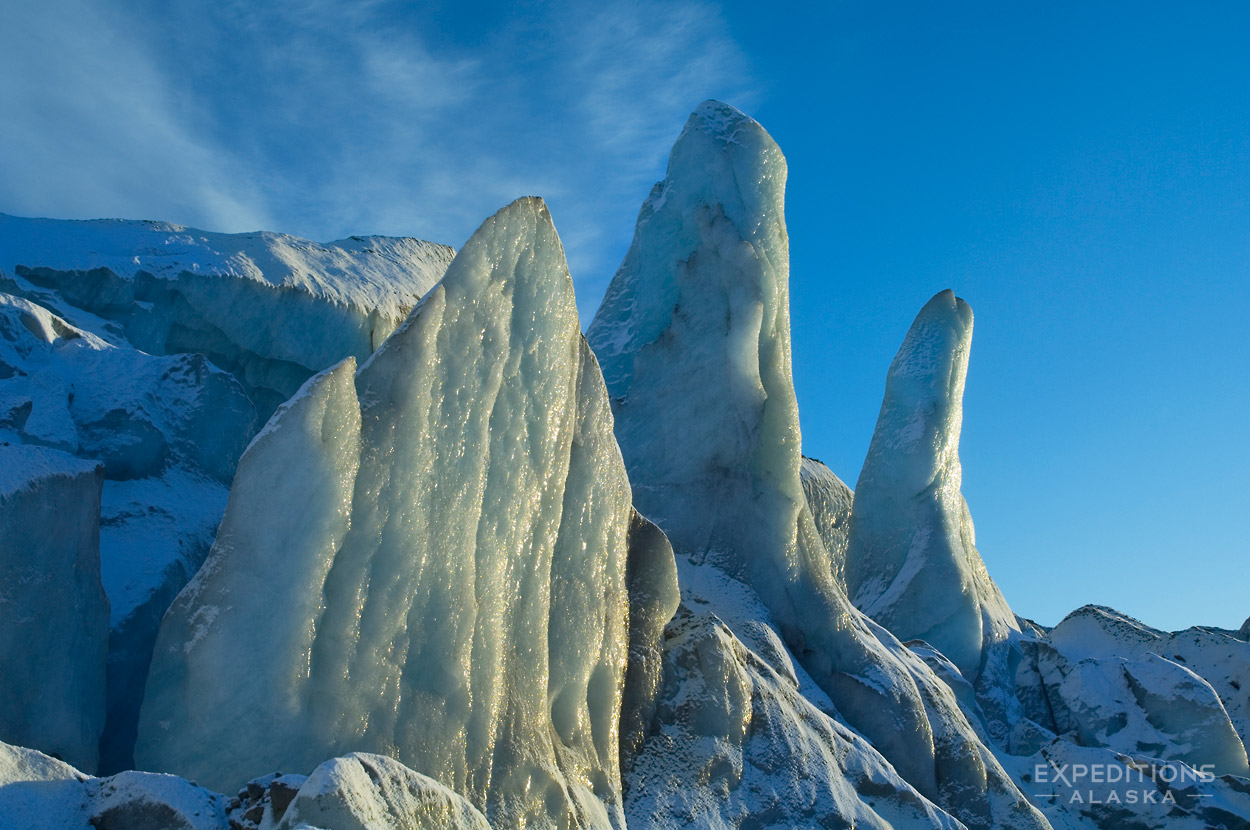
[138,198,675,828]
[588,101,942,791]
[845,290,1018,681]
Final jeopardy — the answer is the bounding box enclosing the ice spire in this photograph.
[846,289,1018,681]
[587,100,941,790]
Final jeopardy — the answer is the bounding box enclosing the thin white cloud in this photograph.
[1,0,757,319]
[0,0,270,230]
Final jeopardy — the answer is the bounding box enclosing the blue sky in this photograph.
[2,1,1246,630]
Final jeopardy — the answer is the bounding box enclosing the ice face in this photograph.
[619,511,681,771]
[137,198,668,829]
[0,446,108,772]
[0,214,454,419]
[845,290,1018,682]
[0,290,256,772]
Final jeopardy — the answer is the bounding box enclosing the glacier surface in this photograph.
[0,213,454,418]
[0,289,255,772]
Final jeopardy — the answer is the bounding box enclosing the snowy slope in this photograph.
[0,213,454,416]
[0,292,254,772]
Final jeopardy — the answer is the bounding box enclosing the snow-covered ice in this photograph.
[274,754,492,830]
[0,213,454,417]
[0,289,254,771]
[0,445,108,772]
[0,738,226,830]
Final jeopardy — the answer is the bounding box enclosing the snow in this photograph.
[0,289,254,772]
[0,213,452,324]
[625,607,964,830]
[0,445,108,773]
[138,198,657,829]
[275,753,491,830]
[845,289,1019,683]
[0,213,455,417]
[1014,605,1250,777]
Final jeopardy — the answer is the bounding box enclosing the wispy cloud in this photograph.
[0,0,271,230]
[0,0,755,318]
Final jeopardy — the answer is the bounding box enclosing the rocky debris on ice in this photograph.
[845,289,1019,685]
[138,198,676,829]
[0,213,454,418]
[0,289,256,772]
[0,445,108,772]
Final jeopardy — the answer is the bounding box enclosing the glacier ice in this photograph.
[1013,606,1250,776]
[0,213,454,418]
[619,511,681,771]
[138,197,674,829]
[845,289,1018,684]
[0,289,255,772]
[1044,604,1250,754]
[0,445,108,772]
[1,97,1247,830]
[799,456,854,589]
